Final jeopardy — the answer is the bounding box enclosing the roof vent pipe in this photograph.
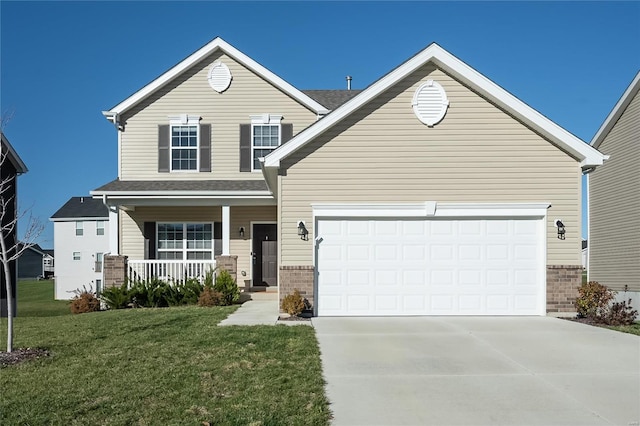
[346,75,352,91]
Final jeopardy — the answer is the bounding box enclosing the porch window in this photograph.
[157,223,221,260]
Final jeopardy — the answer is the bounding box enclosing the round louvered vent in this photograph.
[208,61,232,93]
[412,80,449,126]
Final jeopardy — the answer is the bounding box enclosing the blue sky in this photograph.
[1,1,638,248]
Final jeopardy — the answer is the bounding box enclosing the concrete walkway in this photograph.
[314,316,640,426]
[218,291,279,326]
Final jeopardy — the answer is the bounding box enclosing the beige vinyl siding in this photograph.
[119,52,317,180]
[120,205,276,282]
[589,89,640,291]
[279,64,582,266]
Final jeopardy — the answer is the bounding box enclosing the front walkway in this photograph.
[218,291,279,326]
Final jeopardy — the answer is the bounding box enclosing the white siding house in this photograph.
[50,197,110,300]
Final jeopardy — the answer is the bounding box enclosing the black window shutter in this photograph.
[143,222,156,260]
[158,125,170,173]
[200,124,211,172]
[239,124,251,172]
[281,123,293,144]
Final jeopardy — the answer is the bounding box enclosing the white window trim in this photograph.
[72,252,81,261]
[250,114,283,172]
[156,222,217,260]
[75,221,83,236]
[96,220,105,236]
[168,115,201,173]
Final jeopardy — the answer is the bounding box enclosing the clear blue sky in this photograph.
[1,1,638,248]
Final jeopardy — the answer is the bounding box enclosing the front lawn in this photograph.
[16,279,70,317]
[604,322,640,336]
[1,281,331,425]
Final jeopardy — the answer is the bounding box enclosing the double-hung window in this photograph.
[157,223,222,260]
[251,114,282,171]
[171,124,198,171]
[96,221,105,236]
[75,221,83,236]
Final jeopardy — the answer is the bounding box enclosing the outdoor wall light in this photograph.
[297,221,309,241]
[239,227,245,238]
[555,220,566,240]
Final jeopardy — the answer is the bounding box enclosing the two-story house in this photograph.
[93,37,606,317]
[0,132,28,317]
[50,197,109,299]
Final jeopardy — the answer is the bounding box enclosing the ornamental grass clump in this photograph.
[69,286,101,314]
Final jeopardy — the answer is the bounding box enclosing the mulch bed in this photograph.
[0,347,51,367]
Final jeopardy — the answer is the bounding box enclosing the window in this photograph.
[76,221,83,236]
[96,279,102,294]
[73,252,81,261]
[157,223,222,260]
[171,124,198,171]
[252,124,280,170]
[96,221,105,236]
[95,253,103,272]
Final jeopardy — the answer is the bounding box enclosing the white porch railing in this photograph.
[127,259,217,284]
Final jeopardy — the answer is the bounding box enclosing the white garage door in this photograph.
[316,218,544,316]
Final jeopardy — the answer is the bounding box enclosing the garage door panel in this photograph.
[317,218,544,316]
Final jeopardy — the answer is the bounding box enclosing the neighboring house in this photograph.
[0,132,28,317]
[92,37,606,316]
[50,197,110,299]
[581,240,588,271]
[589,71,640,306]
[17,243,54,279]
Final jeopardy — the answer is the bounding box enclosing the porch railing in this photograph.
[127,259,217,284]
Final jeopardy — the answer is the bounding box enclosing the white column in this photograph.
[222,205,230,255]
[108,207,119,255]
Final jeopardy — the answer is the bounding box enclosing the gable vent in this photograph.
[412,80,449,127]
[208,61,232,93]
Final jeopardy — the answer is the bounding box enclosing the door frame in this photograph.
[250,221,278,288]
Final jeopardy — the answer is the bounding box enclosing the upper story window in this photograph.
[251,114,282,171]
[73,252,81,261]
[96,221,105,236]
[159,115,211,173]
[75,221,83,236]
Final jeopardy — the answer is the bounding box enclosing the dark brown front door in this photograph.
[252,224,277,286]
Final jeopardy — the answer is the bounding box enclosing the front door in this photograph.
[252,224,277,286]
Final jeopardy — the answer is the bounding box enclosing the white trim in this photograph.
[117,128,122,178]
[250,114,282,125]
[103,37,329,117]
[264,43,606,169]
[590,70,640,149]
[312,202,550,219]
[222,206,230,255]
[90,190,273,197]
[412,80,449,126]
[50,216,109,222]
[109,208,119,255]
[207,60,232,93]
[168,121,200,172]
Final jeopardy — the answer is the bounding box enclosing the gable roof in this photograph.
[590,70,640,150]
[264,42,606,171]
[50,196,109,221]
[103,37,329,122]
[303,90,363,110]
[0,132,28,174]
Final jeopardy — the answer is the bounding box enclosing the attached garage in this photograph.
[314,204,547,316]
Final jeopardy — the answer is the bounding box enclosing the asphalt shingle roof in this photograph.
[92,179,269,192]
[302,90,363,110]
[51,197,109,219]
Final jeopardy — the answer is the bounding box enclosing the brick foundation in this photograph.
[546,265,582,313]
[215,255,238,284]
[103,255,128,288]
[279,266,315,312]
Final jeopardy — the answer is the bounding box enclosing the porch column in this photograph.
[108,206,119,255]
[222,205,230,255]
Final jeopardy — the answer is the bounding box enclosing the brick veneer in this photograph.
[215,255,238,283]
[546,265,582,313]
[103,255,128,288]
[279,266,315,311]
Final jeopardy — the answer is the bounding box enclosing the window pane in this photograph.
[254,148,275,169]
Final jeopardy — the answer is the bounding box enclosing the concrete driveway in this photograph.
[312,316,640,426]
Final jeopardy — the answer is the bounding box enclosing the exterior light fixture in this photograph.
[555,220,565,240]
[297,221,308,241]
[239,227,245,238]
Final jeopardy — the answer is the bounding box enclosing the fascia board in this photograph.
[265,43,607,169]
[106,37,329,117]
[90,190,273,198]
[50,216,109,222]
[590,70,640,149]
[0,132,28,173]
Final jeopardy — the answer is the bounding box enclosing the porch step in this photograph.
[245,291,279,301]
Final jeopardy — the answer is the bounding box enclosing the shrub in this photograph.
[601,299,638,326]
[214,269,240,306]
[575,281,614,320]
[197,287,224,307]
[100,283,130,310]
[70,286,101,314]
[281,289,305,316]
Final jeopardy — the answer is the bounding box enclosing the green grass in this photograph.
[17,279,70,317]
[1,281,331,425]
[604,322,640,336]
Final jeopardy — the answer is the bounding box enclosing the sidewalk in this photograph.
[218,291,280,326]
